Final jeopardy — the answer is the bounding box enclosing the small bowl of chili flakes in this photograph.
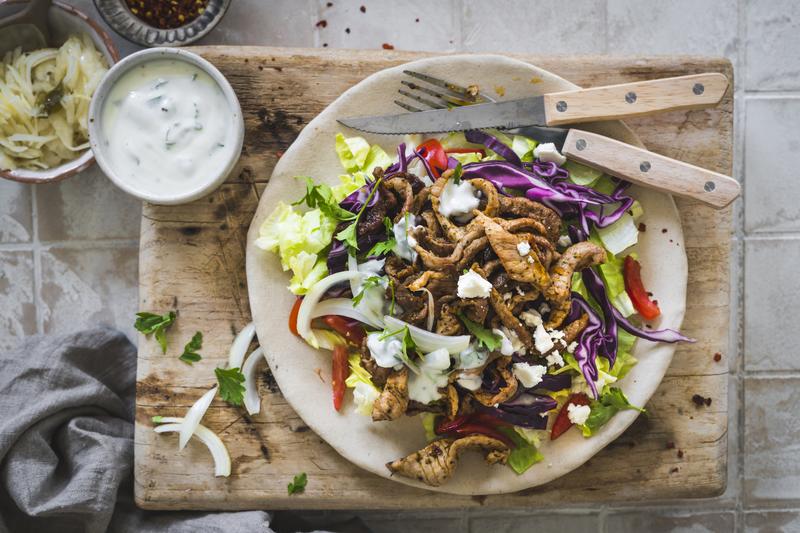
[94,0,230,47]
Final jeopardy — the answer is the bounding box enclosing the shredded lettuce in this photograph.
[596,213,638,256]
[421,413,438,442]
[564,160,603,186]
[511,135,538,162]
[255,201,336,295]
[335,133,392,173]
[499,427,544,474]
[578,387,644,437]
[346,353,381,416]
[331,172,369,202]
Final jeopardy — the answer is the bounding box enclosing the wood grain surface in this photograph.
[135,47,733,510]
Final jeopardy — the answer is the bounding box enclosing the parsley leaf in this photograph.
[457,312,502,351]
[134,311,176,354]
[215,367,246,406]
[366,217,397,257]
[352,275,383,307]
[378,325,419,373]
[580,387,645,436]
[451,162,463,184]
[179,331,203,364]
[287,472,307,495]
[387,278,396,316]
[293,177,357,221]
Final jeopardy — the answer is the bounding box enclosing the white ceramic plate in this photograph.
[246,54,687,495]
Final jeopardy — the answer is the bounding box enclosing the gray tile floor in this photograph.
[1,0,797,531]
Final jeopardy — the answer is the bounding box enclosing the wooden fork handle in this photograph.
[561,129,740,209]
[543,73,729,126]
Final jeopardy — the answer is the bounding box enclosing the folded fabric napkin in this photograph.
[0,327,273,533]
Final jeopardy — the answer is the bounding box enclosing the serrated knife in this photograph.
[338,73,729,134]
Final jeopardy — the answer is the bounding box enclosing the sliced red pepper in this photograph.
[416,139,448,178]
[320,315,366,345]
[288,296,303,336]
[445,147,486,157]
[331,344,349,412]
[550,393,590,440]
[449,424,515,448]
[623,255,661,320]
[434,414,470,435]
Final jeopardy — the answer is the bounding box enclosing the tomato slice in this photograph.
[331,344,349,411]
[445,148,486,157]
[550,393,590,440]
[288,296,303,336]
[320,315,366,345]
[623,256,661,320]
[416,139,448,178]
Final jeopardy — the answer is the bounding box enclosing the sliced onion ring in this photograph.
[153,417,231,477]
[228,322,256,369]
[384,315,470,355]
[297,270,370,348]
[242,347,265,415]
[179,386,217,450]
[311,297,383,329]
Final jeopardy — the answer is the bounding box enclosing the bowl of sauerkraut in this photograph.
[0,1,118,184]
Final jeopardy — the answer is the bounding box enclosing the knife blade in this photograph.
[338,73,729,134]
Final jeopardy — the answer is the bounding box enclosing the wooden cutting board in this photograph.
[135,47,733,510]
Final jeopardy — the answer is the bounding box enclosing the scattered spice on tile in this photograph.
[666,441,675,449]
[316,20,327,28]
[661,228,668,233]
[677,450,684,459]
[669,467,679,474]
[382,43,394,50]
[415,17,420,22]
[322,43,328,47]
[326,1,333,6]
[638,222,647,232]
[494,85,506,97]
[360,5,366,12]
[345,27,350,34]
[713,352,722,362]
[691,394,712,407]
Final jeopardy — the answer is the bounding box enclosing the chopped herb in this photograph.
[457,312,502,351]
[134,311,176,354]
[287,472,307,495]
[40,84,63,116]
[217,143,225,148]
[388,278,396,316]
[378,325,419,374]
[352,275,383,307]
[580,387,645,436]
[191,73,198,81]
[154,78,168,89]
[451,162,463,184]
[215,367,246,406]
[366,216,397,257]
[179,331,203,364]
[146,95,162,105]
[293,177,358,222]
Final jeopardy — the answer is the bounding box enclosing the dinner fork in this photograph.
[393,70,741,209]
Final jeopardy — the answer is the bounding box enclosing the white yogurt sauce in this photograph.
[408,348,451,404]
[366,332,404,369]
[99,59,236,198]
[392,214,421,263]
[438,178,480,218]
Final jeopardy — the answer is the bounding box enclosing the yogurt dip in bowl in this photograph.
[88,47,243,204]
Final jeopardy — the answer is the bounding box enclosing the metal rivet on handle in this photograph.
[625,91,637,104]
[640,161,651,172]
[704,181,716,192]
[693,83,705,95]
[575,139,587,151]
[556,100,567,112]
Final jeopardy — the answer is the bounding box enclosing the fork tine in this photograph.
[403,70,493,103]
[397,89,448,110]
[400,80,473,108]
[393,99,422,113]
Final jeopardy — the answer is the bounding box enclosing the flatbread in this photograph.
[245,55,687,495]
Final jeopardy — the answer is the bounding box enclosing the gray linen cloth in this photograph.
[0,327,274,533]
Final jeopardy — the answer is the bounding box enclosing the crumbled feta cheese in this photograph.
[539,303,551,315]
[513,363,547,388]
[457,270,492,299]
[456,372,482,391]
[558,235,572,248]
[502,291,513,301]
[520,309,543,328]
[534,324,554,354]
[546,350,565,368]
[501,326,526,355]
[567,403,591,425]
[516,241,531,256]
[492,328,515,356]
[549,329,565,341]
[567,341,578,353]
[526,255,534,264]
[533,142,567,166]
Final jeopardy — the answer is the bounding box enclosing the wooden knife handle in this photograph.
[561,129,740,209]
[543,73,729,126]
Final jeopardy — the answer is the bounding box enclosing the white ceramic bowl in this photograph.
[87,47,244,205]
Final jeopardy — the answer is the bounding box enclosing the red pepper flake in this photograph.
[713,352,722,362]
[669,467,679,474]
[661,228,668,233]
[638,222,647,232]
[275,150,284,159]
[677,450,684,459]
[382,43,395,50]
[316,19,327,28]
[666,441,675,449]
[360,5,366,12]
[125,0,210,29]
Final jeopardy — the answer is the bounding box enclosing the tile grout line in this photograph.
[31,185,43,335]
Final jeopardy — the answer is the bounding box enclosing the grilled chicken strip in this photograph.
[476,212,550,290]
[386,435,510,486]
[544,241,606,329]
[372,368,409,422]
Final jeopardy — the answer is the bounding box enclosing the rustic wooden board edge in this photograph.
[134,48,733,510]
